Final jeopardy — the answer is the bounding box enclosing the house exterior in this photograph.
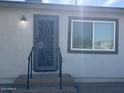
[0,2,124,84]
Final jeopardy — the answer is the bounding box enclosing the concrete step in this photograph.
[13,86,77,93]
[14,73,75,87]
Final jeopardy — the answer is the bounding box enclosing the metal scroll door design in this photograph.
[33,15,59,71]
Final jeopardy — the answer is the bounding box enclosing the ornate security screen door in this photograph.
[33,15,59,71]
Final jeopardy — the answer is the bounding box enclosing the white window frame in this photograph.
[68,17,118,54]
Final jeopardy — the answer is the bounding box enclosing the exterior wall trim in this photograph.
[1,77,124,84]
[74,77,124,82]
[0,1,124,14]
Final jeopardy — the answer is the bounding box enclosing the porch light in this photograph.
[21,15,27,22]
[19,15,28,28]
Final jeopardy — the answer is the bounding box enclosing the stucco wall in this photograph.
[0,5,124,83]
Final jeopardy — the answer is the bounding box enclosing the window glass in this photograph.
[94,22,114,50]
[72,21,93,49]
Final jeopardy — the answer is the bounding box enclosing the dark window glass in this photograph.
[72,21,93,49]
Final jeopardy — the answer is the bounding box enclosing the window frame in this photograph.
[68,16,119,54]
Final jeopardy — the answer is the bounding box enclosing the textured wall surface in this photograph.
[0,5,124,83]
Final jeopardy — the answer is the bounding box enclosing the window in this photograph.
[68,17,118,54]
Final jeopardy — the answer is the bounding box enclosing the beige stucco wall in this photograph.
[0,5,124,83]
